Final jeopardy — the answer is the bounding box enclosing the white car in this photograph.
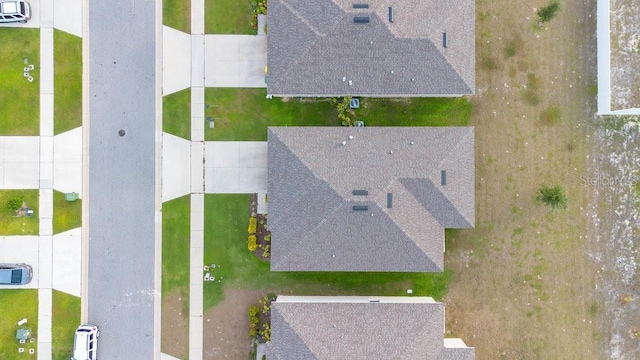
[71,325,100,360]
[0,0,31,23]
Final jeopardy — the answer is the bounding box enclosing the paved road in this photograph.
[87,0,158,357]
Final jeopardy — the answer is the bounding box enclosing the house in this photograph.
[267,127,474,272]
[266,296,475,359]
[597,0,640,114]
[266,0,475,97]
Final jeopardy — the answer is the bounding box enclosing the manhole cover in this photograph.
[118,129,125,137]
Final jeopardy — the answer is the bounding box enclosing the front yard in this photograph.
[0,190,39,236]
[205,0,253,34]
[0,290,38,359]
[0,28,40,136]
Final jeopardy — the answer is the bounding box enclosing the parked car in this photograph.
[0,0,31,23]
[0,263,32,285]
[72,325,100,360]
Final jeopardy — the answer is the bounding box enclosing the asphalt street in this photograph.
[87,0,157,357]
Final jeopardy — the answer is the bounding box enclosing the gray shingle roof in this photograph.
[266,296,475,359]
[267,0,475,97]
[268,127,474,272]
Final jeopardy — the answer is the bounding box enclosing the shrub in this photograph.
[259,322,271,342]
[537,1,561,24]
[264,234,271,242]
[248,217,257,234]
[249,305,260,337]
[262,244,270,258]
[7,197,22,211]
[334,96,354,126]
[259,295,271,315]
[248,235,257,252]
[535,184,567,210]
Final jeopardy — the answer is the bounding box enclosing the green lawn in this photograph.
[164,0,190,33]
[0,190,39,235]
[52,190,81,235]
[52,291,80,360]
[0,28,40,135]
[163,88,191,140]
[203,194,453,311]
[204,88,472,141]
[54,30,82,135]
[162,196,191,298]
[0,290,38,359]
[205,0,252,34]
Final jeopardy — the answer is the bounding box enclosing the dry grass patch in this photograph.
[444,0,602,358]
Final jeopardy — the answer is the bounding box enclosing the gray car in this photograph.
[0,263,33,285]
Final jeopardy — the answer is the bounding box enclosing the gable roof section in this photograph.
[266,296,475,359]
[268,127,474,272]
[267,0,475,97]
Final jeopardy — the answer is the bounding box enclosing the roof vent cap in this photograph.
[341,141,347,146]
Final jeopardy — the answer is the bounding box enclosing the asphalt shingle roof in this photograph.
[267,0,475,96]
[268,127,474,272]
[266,297,475,359]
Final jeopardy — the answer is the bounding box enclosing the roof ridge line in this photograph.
[381,182,444,270]
[278,0,328,37]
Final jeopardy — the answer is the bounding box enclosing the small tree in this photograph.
[7,197,22,211]
[537,0,561,25]
[535,184,567,210]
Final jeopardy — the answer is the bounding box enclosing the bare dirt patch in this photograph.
[444,0,604,358]
[203,288,265,359]
[161,290,189,359]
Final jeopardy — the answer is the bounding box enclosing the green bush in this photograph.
[259,322,271,342]
[537,0,561,24]
[248,217,257,234]
[535,184,567,210]
[249,305,260,337]
[6,197,22,211]
[248,234,257,251]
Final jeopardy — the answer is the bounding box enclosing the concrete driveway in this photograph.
[204,35,267,88]
[204,141,267,193]
[162,133,191,202]
[0,137,40,189]
[0,236,40,289]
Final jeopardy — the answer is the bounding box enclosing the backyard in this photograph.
[0,28,40,136]
[443,0,603,358]
[0,290,38,359]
